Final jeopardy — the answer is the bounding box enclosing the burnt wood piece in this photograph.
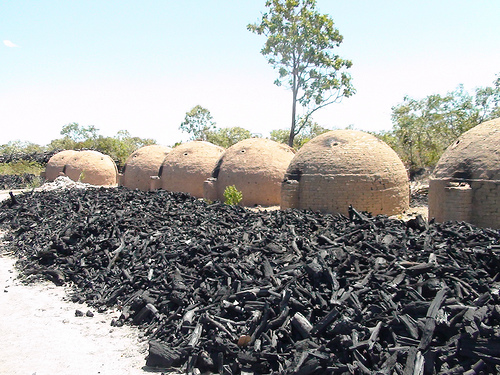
[146,340,189,368]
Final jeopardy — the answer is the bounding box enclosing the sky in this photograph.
[1,0,499,147]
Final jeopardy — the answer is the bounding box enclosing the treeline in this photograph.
[0,123,156,171]
[179,74,500,175]
[376,75,500,173]
[1,74,499,176]
[178,105,331,150]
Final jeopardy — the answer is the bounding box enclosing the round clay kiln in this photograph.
[44,150,79,181]
[45,150,118,186]
[120,145,172,191]
[428,117,500,228]
[281,130,409,216]
[158,141,224,198]
[204,138,295,206]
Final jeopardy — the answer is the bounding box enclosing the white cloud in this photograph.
[3,40,19,48]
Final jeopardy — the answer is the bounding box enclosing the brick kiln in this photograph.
[44,150,78,181]
[120,145,172,191]
[44,150,118,186]
[281,130,409,216]
[428,117,500,229]
[204,138,295,206]
[152,141,224,198]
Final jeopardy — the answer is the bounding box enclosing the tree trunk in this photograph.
[288,71,298,147]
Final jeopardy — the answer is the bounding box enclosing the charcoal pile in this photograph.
[1,187,500,374]
[410,181,428,207]
[0,173,44,190]
[0,149,60,165]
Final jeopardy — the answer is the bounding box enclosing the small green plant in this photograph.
[223,185,243,206]
[79,170,86,182]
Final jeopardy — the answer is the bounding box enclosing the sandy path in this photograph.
[0,254,150,375]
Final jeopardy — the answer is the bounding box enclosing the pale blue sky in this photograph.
[1,0,499,146]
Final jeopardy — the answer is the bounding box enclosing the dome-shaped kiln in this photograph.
[44,150,79,181]
[120,145,172,191]
[45,150,118,186]
[204,138,295,206]
[158,141,224,198]
[428,117,500,228]
[281,130,409,216]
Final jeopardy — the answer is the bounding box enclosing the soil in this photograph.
[0,252,151,375]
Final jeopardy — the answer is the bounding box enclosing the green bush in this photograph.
[223,185,243,206]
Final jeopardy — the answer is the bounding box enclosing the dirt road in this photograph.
[0,254,150,375]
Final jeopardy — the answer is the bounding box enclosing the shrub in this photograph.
[223,185,243,206]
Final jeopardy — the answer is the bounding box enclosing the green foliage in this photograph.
[93,130,156,168]
[270,120,330,149]
[223,185,243,206]
[378,75,500,172]
[60,122,99,143]
[0,142,46,185]
[0,141,45,154]
[475,74,500,120]
[248,0,354,146]
[48,122,101,150]
[179,106,255,148]
[48,124,156,169]
[179,105,217,141]
[0,160,44,176]
[46,137,76,151]
[78,170,86,182]
[206,127,254,148]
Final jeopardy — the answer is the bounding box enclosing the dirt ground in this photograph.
[0,254,152,375]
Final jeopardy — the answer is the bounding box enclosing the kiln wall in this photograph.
[429,178,500,229]
[208,138,295,207]
[44,150,118,186]
[120,145,171,191]
[281,130,409,216]
[159,141,224,198]
[428,117,500,229]
[44,150,78,181]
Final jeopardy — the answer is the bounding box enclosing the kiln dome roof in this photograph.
[121,145,172,191]
[281,130,409,216]
[285,130,406,179]
[67,150,118,186]
[45,150,79,181]
[213,138,295,206]
[213,138,295,177]
[45,150,118,186]
[432,117,500,180]
[160,141,224,198]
